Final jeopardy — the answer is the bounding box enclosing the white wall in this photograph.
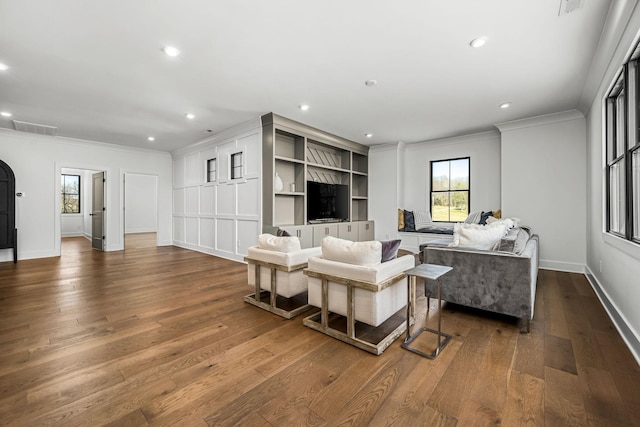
[0,129,173,262]
[498,111,587,273]
[402,131,501,216]
[369,143,403,241]
[171,119,261,262]
[369,131,501,243]
[60,168,90,237]
[125,173,158,234]
[585,2,640,361]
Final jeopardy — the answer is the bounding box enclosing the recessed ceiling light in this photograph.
[365,80,377,87]
[0,63,8,71]
[499,102,511,109]
[470,37,487,48]
[147,136,155,142]
[163,46,180,57]
[185,113,195,119]
[0,111,12,117]
[365,133,373,138]
[299,104,310,111]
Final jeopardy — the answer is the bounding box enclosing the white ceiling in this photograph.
[0,0,613,152]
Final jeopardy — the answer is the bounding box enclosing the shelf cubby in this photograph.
[262,113,369,231]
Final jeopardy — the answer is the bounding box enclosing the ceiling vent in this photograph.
[559,0,584,15]
[12,120,58,136]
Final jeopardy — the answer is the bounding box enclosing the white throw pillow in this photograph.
[257,233,301,253]
[449,223,508,250]
[321,235,382,266]
[464,211,482,224]
[414,211,433,229]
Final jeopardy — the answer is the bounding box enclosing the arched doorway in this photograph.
[0,159,17,263]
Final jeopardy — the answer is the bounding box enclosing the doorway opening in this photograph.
[60,167,105,256]
[123,173,158,250]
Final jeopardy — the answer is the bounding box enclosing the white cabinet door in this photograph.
[358,221,375,241]
[338,223,358,241]
[312,224,339,247]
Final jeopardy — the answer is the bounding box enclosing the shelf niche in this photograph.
[262,113,369,232]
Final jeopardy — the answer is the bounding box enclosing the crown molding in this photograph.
[495,110,584,133]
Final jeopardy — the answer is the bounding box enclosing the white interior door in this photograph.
[91,172,105,250]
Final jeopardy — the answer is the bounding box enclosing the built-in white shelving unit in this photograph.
[262,113,373,245]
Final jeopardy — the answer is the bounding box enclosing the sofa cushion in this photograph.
[258,233,301,253]
[381,239,402,262]
[322,235,382,266]
[398,208,405,231]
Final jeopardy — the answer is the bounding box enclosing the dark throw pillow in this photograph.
[381,239,402,262]
[404,210,416,232]
[479,211,493,225]
[276,228,291,237]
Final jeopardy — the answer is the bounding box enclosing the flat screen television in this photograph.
[307,181,349,222]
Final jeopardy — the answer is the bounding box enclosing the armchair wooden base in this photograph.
[302,271,409,355]
[244,257,312,319]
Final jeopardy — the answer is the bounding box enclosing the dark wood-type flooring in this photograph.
[0,235,639,426]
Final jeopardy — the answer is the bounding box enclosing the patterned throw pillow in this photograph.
[464,211,482,224]
[414,211,432,229]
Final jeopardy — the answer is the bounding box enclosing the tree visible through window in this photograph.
[61,174,80,214]
[430,157,469,222]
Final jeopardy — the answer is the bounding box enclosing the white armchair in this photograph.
[245,234,322,319]
[303,236,414,355]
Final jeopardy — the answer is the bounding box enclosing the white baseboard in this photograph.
[125,228,157,234]
[173,242,244,263]
[0,248,58,262]
[584,266,640,366]
[539,259,585,273]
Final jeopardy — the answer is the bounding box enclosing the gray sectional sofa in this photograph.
[421,230,539,332]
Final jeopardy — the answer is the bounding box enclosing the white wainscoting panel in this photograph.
[185,217,199,246]
[216,218,235,254]
[173,217,185,243]
[200,218,215,250]
[173,188,185,215]
[217,183,235,216]
[238,179,259,216]
[171,120,262,262]
[199,185,215,215]
[237,219,259,257]
[185,186,199,215]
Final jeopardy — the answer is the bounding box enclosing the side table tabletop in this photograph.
[402,263,453,359]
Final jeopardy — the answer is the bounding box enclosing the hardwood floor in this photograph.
[0,237,639,426]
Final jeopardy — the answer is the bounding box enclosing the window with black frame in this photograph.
[231,152,243,180]
[430,157,469,222]
[605,41,640,243]
[61,174,80,214]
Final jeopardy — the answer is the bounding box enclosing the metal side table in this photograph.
[402,263,453,359]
